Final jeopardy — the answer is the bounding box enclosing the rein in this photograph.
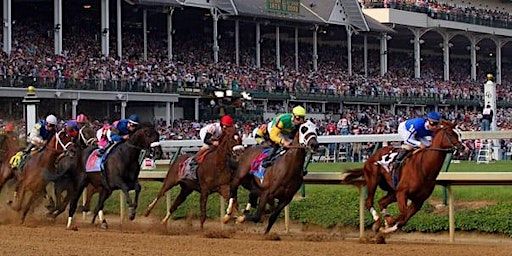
[55,130,73,151]
[79,127,97,146]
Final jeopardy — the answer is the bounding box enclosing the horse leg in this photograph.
[118,183,137,221]
[380,192,420,233]
[242,191,269,224]
[10,181,26,212]
[161,184,193,225]
[364,172,381,232]
[145,176,178,217]
[79,185,97,214]
[131,182,142,221]
[199,191,209,229]
[377,191,396,228]
[21,191,43,224]
[66,175,88,230]
[264,197,291,234]
[91,188,112,229]
[225,174,242,219]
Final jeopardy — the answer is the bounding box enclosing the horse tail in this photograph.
[341,168,366,187]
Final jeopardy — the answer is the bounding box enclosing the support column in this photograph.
[143,9,148,61]
[211,8,219,63]
[71,100,78,119]
[470,38,477,81]
[3,0,12,56]
[295,27,299,71]
[496,42,502,84]
[322,103,326,113]
[276,26,280,69]
[171,102,175,124]
[235,20,239,66]
[101,0,110,57]
[54,0,63,55]
[443,34,450,81]
[263,100,268,112]
[380,33,388,76]
[120,101,126,119]
[346,26,353,76]
[194,98,199,121]
[256,23,261,68]
[413,30,422,79]
[116,0,122,59]
[165,102,171,127]
[313,26,318,72]
[363,34,368,77]
[167,8,174,60]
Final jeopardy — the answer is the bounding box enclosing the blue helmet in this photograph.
[66,120,79,130]
[128,114,140,124]
[427,112,441,122]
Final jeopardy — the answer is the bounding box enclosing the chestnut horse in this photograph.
[44,125,97,218]
[66,124,160,230]
[223,120,319,234]
[342,121,464,234]
[0,133,22,191]
[9,130,76,222]
[143,126,242,228]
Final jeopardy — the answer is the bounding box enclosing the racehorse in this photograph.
[143,126,242,228]
[223,120,319,234]
[0,133,22,191]
[9,130,76,222]
[66,124,160,230]
[44,125,97,219]
[342,121,464,234]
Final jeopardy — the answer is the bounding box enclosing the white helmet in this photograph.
[46,114,58,125]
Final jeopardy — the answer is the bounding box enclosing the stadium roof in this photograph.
[364,14,395,33]
[133,0,181,6]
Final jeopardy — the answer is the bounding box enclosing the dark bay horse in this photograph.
[66,124,159,230]
[143,126,242,228]
[224,120,319,234]
[44,125,97,219]
[0,133,22,191]
[9,130,76,222]
[342,121,464,234]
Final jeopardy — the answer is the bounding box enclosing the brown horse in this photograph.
[342,121,464,234]
[9,130,76,222]
[0,133,22,192]
[66,124,160,230]
[44,125,97,219]
[143,126,242,228]
[224,120,319,234]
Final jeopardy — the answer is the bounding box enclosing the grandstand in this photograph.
[0,0,511,141]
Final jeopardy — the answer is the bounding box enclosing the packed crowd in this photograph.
[361,0,512,29]
[2,16,512,102]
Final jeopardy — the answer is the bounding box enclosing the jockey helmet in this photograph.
[427,112,441,122]
[66,120,79,130]
[46,114,58,125]
[220,115,234,127]
[4,122,15,132]
[76,114,88,123]
[128,114,140,125]
[292,106,306,117]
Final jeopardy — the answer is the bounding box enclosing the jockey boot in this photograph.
[391,149,409,188]
[261,146,279,168]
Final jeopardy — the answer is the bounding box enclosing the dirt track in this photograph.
[0,214,511,256]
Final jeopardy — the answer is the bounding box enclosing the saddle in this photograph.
[250,147,286,182]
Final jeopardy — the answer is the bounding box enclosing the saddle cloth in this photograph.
[249,148,286,182]
[376,149,401,173]
[85,149,102,173]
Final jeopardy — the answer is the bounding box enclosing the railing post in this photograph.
[442,152,453,205]
[358,186,367,240]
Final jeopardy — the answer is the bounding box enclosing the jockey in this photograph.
[64,120,80,139]
[99,114,139,154]
[261,106,307,168]
[96,123,112,149]
[188,115,234,171]
[111,114,140,143]
[25,114,58,152]
[392,111,441,171]
[76,114,89,128]
[253,122,271,145]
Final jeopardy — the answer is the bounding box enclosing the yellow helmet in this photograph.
[292,106,306,117]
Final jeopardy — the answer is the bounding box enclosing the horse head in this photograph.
[431,120,465,153]
[129,124,160,150]
[297,120,319,152]
[51,129,78,157]
[78,125,97,148]
[219,126,243,155]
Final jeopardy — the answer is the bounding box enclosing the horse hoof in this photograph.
[129,215,136,221]
[235,216,245,224]
[66,226,78,231]
[222,214,231,224]
[100,220,108,229]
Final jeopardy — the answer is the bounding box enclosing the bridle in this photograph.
[425,127,462,153]
[55,130,74,151]
[79,127,97,147]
